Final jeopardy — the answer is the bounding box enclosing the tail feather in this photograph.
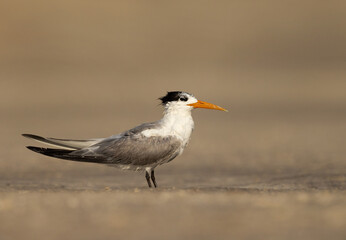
[22,134,102,150]
[27,146,74,158]
[26,146,104,163]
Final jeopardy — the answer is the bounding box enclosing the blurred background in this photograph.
[0,1,345,239]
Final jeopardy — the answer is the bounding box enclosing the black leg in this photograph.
[151,170,157,188]
[145,171,152,188]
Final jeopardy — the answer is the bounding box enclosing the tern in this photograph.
[23,91,227,188]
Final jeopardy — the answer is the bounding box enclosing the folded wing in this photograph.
[25,134,182,168]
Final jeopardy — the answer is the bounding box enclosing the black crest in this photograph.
[159,91,189,105]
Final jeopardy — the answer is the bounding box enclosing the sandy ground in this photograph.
[1,75,345,239]
[1,1,346,239]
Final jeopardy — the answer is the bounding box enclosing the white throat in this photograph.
[142,105,195,146]
[161,106,194,140]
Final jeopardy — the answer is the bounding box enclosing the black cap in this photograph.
[159,91,191,105]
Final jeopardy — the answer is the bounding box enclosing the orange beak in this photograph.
[188,100,228,112]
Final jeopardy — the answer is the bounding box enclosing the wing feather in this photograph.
[23,121,182,168]
[72,134,182,166]
[22,134,102,150]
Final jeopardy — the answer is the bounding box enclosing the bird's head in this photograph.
[159,91,227,113]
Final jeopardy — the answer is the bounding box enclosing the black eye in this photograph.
[179,97,188,101]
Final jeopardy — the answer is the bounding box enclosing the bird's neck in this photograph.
[141,107,195,146]
[159,108,194,143]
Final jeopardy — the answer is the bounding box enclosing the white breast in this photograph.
[141,109,195,147]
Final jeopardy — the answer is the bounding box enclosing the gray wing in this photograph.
[70,121,182,167]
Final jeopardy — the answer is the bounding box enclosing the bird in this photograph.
[23,91,227,188]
